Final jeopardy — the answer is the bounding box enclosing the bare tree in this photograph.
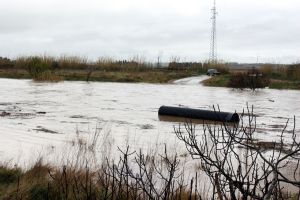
[175,106,300,199]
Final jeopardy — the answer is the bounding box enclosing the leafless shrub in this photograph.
[228,68,269,90]
[175,105,300,199]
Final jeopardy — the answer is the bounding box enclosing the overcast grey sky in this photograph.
[0,0,299,63]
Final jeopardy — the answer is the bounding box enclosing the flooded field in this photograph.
[0,76,300,165]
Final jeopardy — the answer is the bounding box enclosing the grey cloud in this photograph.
[0,0,299,63]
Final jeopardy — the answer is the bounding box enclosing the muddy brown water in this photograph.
[0,76,300,167]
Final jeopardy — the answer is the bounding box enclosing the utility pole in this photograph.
[209,0,217,65]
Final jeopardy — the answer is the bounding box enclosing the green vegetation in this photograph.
[21,56,52,78]
[261,64,300,81]
[168,61,229,74]
[13,56,62,82]
[0,69,30,79]
[0,166,21,185]
[204,74,300,90]
[62,70,201,83]
[0,161,52,199]
[202,74,231,87]
[0,57,14,69]
[1,55,299,89]
[203,64,300,90]
[227,69,270,90]
[269,80,300,90]
[0,161,195,200]
[0,56,216,83]
[261,63,300,89]
[0,166,22,197]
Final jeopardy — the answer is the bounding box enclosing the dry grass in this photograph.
[261,64,300,81]
[0,144,202,199]
[0,161,201,200]
[1,114,300,199]
[14,56,55,70]
[0,55,209,83]
[0,125,206,200]
[34,71,64,82]
[0,57,14,69]
[58,56,89,70]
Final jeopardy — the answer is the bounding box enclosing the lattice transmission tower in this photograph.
[209,0,218,64]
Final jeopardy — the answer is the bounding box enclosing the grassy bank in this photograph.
[203,64,300,90]
[203,74,300,90]
[2,55,299,89]
[0,160,198,200]
[61,70,201,83]
[269,79,300,90]
[0,69,31,79]
[0,68,201,83]
[1,56,227,83]
[202,74,231,87]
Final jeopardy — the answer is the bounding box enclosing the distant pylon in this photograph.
[209,0,217,64]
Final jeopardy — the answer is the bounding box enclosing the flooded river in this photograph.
[0,76,300,164]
